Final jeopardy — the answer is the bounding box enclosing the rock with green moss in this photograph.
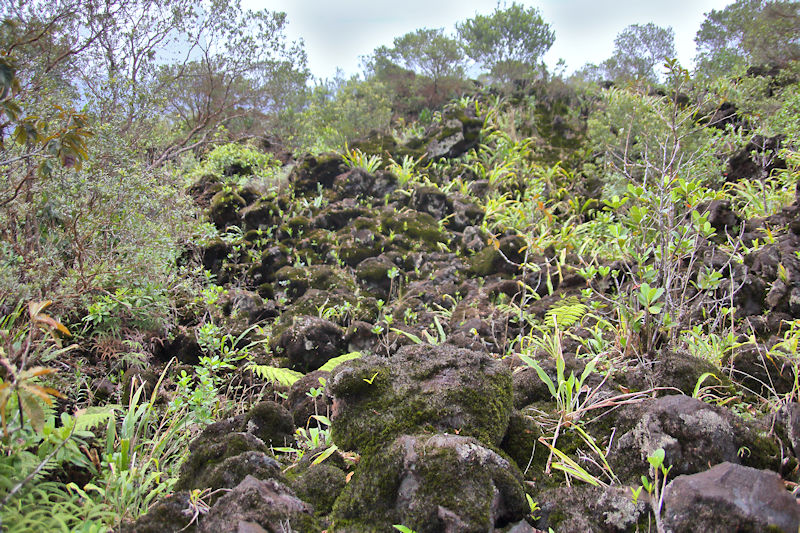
[240,196,281,231]
[607,395,780,484]
[244,400,296,447]
[198,475,320,533]
[425,109,483,160]
[500,410,549,480]
[336,218,386,266]
[125,491,197,532]
[410,185,448,220]
[271,316,345,373]
[291,463,347,516]
[467,235,526,277]
[379,209,446,249]
[334,168,397,201]
[328,343,513,452]
[289,153,347,195]
[174,418,270,491]
[534,485,649,533]
[331,433,527,532]
[354,255,397,297]
[287,370,332,428]
[247,245,290,286]
[209,189,246,229]
[273,264,357,301]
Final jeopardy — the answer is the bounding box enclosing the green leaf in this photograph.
[311,444,338,465]
[318,352,361,372]
[647,448,665,470]
[521,357,557,399]
[248,364,303,387]
[20,391,45,433]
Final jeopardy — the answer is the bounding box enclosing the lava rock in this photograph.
[328,343,513,452]
[199,475,319,533]
[331,433,527,532]
[663,462,800,533]
[272,316,345,373]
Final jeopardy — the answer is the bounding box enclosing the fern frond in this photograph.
[318,352,361,373]
[72,405,119,431]
[247,365,303,387]
[545,297,588,329]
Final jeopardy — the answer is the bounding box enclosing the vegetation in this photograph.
[1,0,800,531]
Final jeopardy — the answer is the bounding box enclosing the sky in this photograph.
[247,0,734,81]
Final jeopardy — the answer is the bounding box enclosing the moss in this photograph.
[274,265,357,300]
[291,463,347,516]
[468,246,502,277]
[379,210,445,248]
[331,434,526,532]
[209,189,246,229]
[329,346,513,454]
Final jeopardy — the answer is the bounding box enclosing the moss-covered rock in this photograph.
[379,209,446,249]
[331,433,527,532]
[286,370,331,428]
[198,476,320,533]
[534,485,649,533]
[247,245,290,286]
[607,395,781,484]
[334,168,397,201]
[291,463,347,516]
[209,189,246,229]
[125,491,196,532]
[244,400,296,447]
[271,316,345,373]
[354,255,396,297]
[500,410,549,481]
[273,264,357,301]
[174,419,270,491]
[240,196,280,231]
[328,343,513,453]
[289,153,348,195]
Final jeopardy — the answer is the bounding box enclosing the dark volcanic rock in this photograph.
[289,153,347,194]
[608,395,779,483]
[535,485,649,533]
[331,433,527,532]
[199,475,320,533]
[328,343,513,452]
[663,462,800,533]
[272,316,345,373]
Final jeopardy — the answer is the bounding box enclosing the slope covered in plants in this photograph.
[2,1,800,532]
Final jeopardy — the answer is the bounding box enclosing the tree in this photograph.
[602,23,676,83]
[695,0,800,78]
[389,28,465,97]
[456,2,555,83]
[1,0,308,167]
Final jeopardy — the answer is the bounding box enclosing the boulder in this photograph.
[272,316,345,373]
[663,462,800,533]
[289,153,347,194]
[608,395,779,483]
[328,343,513,452]
[198,475,320,533]
[331,433,527,532]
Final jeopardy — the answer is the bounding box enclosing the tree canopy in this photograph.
[695,0,800,77]
[603,23,676,82]
[456,2,555,82]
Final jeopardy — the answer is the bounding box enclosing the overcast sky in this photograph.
[248,0,734,80]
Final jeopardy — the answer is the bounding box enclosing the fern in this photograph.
[72,405,119,432]
[247,365,303,387]
[545,297,587,329]
[318,352,361,372]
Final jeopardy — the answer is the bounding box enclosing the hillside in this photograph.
[2,1,800,532]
